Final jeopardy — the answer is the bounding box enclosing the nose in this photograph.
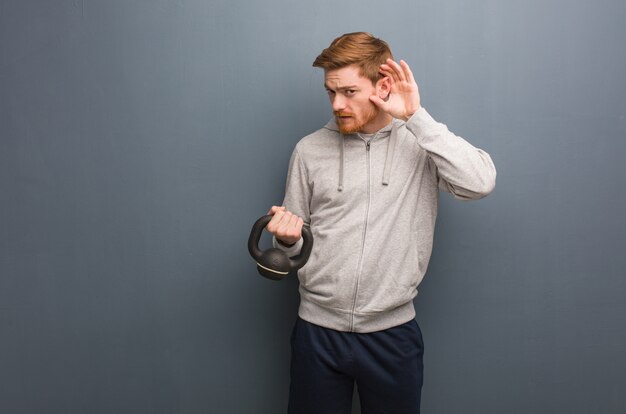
[331,94,346,112]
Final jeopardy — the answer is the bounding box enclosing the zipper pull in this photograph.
[366,141,371,151]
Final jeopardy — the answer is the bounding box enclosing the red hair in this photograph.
[312,32,394,84]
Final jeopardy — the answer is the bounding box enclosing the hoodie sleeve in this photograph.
[272,146,311,256]
[405,108,496,200]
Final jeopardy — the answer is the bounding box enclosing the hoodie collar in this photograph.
[323,118,402,192]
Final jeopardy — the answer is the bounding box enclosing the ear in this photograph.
[376,76,391,100]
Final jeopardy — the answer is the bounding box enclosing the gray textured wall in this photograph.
[1,1,625,413]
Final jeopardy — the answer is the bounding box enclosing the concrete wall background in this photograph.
[2,1,625,412]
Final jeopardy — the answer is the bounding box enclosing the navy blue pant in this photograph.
[288,317,424,414]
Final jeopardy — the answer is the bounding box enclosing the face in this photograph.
[324,65,389,134]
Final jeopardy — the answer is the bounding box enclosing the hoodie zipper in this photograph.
[350,138,372,331]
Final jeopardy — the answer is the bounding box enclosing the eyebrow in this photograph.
[324,84,359,91]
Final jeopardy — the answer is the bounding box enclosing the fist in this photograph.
[265,206,304,246]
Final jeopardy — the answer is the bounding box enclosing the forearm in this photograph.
[405,108,496,199]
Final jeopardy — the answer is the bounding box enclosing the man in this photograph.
[265,32,496,414]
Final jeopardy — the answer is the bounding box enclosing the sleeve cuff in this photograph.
[272,236,303,257]
[405,107,440,140]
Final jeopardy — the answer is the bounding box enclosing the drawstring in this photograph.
[338,122,398,191]
[338,137,345,192]
[382,123,397,186]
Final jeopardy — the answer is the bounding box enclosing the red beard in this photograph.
[334,105,379,134]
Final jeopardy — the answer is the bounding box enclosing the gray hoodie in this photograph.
[274,107,496,333]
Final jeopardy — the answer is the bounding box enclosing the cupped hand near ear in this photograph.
[369,58,422,121]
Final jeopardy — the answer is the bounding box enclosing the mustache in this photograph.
[334,112,354,117]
